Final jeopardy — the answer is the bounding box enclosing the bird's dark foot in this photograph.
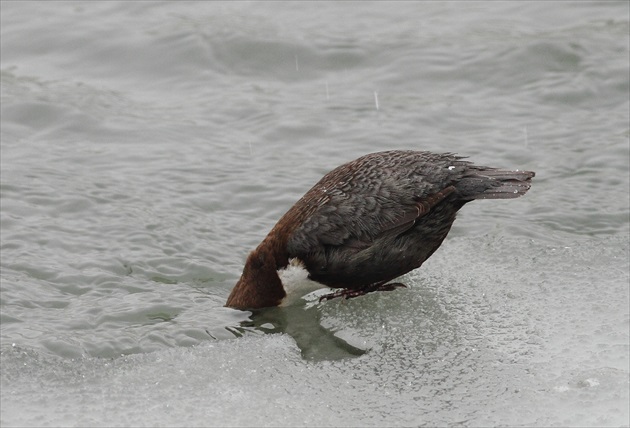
[319,282,407,303]
[375,282,407,292]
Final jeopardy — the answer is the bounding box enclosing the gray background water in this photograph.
[1,1,628,427]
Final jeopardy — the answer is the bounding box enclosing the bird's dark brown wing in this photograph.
[372,185,456,242]
[286,184,457,273]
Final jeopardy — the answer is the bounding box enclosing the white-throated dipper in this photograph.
[226,150,534,310]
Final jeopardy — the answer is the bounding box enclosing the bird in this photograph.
[225,150,534,310]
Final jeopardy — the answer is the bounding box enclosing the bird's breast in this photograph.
[276,258,329,306]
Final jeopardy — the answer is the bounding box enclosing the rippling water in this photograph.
[1,2,629,427]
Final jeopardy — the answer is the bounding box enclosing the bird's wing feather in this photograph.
[286,181,457,259]
[284,151,468,262]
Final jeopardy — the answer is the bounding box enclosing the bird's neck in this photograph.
[225,237,287,309]
[225,196,320,310]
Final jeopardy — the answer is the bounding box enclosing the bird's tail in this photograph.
[458,169,535,200]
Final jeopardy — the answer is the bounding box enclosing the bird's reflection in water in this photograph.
[226,301,366,361]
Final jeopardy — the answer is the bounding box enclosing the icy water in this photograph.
[1,1,629,427]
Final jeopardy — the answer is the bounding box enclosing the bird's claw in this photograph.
[319,282,407,303]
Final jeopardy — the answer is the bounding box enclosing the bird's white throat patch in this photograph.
[277,258,328,306]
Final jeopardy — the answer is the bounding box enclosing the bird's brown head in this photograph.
[225,243,287,310]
